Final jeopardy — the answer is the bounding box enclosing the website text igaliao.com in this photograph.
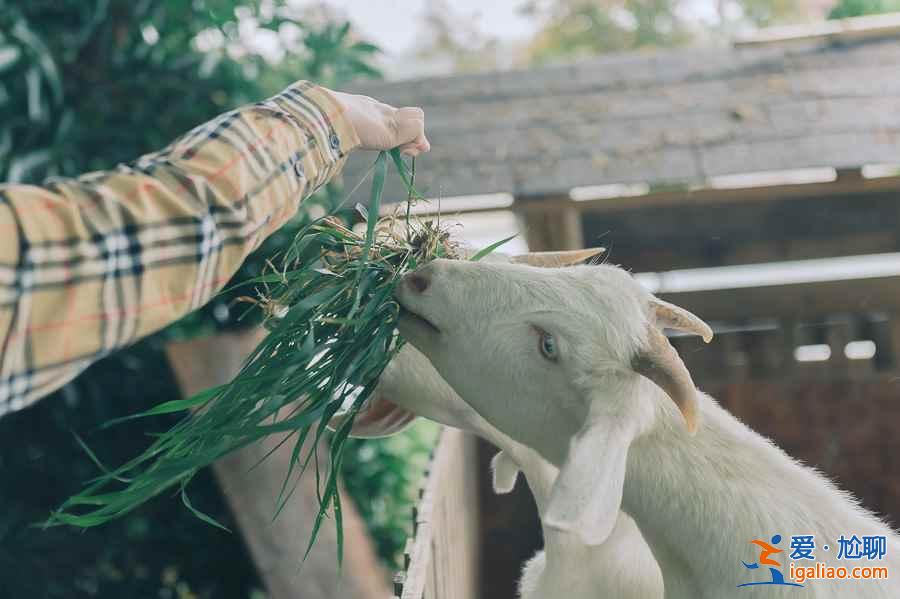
[789,562,889,583]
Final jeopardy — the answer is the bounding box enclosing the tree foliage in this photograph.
[0,2,423,595]
[342,422,439,567]
[518,0,810,65]
[828,0,900,18]
[738,0,805,26]
[1,0,381,336]
[521,0,693,64]
[413,0,503,74]
[2,0,256,183]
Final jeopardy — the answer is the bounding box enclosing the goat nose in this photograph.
[406,272,431,294]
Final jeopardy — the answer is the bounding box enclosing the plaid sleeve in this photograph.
[0,80,360,416]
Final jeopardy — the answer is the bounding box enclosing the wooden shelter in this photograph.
[346,16,900,199]
[346,14,900,599]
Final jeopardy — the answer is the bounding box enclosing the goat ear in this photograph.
[544,415,635,546]
[632,324,701,434]
[510,248,604,268]
[328,397,417,438]
[491,451,520,494]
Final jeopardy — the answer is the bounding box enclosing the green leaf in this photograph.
[365,153,387,249]
[344,57,382,80]
[12,20,63,105]
[336,22,351,42]
[71,432,129,483]
[0,46,20,72]
[99,385,224,428]
[389,148,424,200]
[348,151,387,319]
[470,234,517,261]
[8,149,52,183]
[25,67,43,122]
[181,483,231,533]
[350,41,380,54]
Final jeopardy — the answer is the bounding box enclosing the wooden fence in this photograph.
[392,428,482,599]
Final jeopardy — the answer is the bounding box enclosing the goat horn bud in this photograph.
[650,298,713,343]
[511,248,605,268]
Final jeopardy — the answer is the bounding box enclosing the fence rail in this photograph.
[393,428,481,599]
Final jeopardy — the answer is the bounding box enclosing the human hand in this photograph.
[326,88,430,156]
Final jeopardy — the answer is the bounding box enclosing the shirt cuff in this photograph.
[274,81,361,192]
[279,81,360,163]
[309,84,362,157]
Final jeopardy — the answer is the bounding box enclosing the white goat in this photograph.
[345,343,664,599]
[393,258,900,598]
[335,250,663,599]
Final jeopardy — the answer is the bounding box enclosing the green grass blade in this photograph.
[181,482,231,533]
[389,148,424,200]
[470,234,517,261]
[55,150,454,567]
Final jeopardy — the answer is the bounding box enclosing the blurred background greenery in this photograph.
[2,0,899,596]
[0,1,434,596]
[386,0,899,77]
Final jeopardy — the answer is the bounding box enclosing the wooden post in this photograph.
[751,327,785,379]
[890,314,900,372]
[825,316,853,379]
[722,331,750,383]
[517,198,584,251]
[165,330,389,599]
[781,319,798,379]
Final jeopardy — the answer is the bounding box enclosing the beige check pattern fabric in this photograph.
[0,81,360,416]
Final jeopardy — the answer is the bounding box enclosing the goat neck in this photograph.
[623,381,900,599]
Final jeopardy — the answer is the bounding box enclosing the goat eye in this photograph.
[539,331,559,362]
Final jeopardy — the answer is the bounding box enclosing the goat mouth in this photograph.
[397,306,441,336]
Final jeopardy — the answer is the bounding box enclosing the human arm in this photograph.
[0,80,427,415]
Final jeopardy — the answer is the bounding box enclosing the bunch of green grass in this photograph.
[48,150,506,560]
